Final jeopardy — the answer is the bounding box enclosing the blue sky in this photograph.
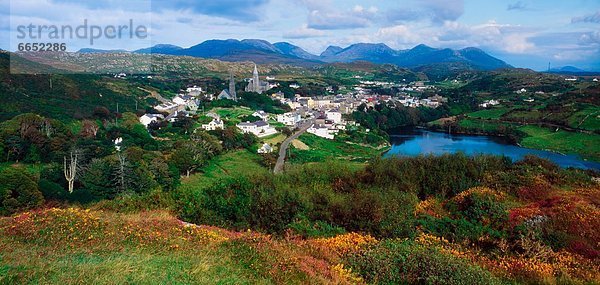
[1,0,599,70]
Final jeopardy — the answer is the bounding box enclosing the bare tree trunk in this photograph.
[117,153,127,192]
[63,151,78,193]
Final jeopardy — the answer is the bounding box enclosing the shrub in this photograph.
[346,240,502,285]
[418,216,505,243]
[91,189,175,213]
[449,187,508,228]
[287,217,346,238]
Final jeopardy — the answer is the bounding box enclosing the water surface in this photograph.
[384,129,600,170]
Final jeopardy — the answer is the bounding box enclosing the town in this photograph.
[136,64,448,156]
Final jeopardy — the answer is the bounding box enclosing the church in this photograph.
[217,71,237,101]
[245,64,271,94]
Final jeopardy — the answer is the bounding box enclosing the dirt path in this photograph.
[138,87,168,103]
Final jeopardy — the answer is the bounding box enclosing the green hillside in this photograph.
[0,52,147,122]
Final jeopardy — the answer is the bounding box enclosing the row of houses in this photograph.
[140,85,204,127]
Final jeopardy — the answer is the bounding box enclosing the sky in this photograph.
[1,0,600,71]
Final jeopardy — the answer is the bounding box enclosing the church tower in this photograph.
[252,64,260,93]
[229,70,237,101]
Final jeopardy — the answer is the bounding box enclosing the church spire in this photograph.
[252,64,260,93]
[228,69,237,101]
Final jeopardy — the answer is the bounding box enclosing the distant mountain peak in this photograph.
[273,42,320,61]
[410,44,436,52]
[78,48,129,54]
[320,46,343,57]
[126,39,510,71]
[134,44,183,54]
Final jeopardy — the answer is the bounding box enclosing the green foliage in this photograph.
[176,176,304,233]
[0,167,44,215]
[238,91,289,114]
[365,154,512,198]
[0,53,146,122]
[449,192,508,229]
[92,189,175,213]
[287,217,346,238]
[418,216,505,243]
[346,240,503,285]
[211,126,257,151]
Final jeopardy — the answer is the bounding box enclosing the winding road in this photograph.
[273,120,313,174]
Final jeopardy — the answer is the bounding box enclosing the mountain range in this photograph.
[77,39,512,70]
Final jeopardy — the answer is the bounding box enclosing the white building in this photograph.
[173,95,193,105]
[325,109,342,124]
[139,114,164,127]
[276,112,302,126]
[479,99,500,108]
[154,102,179,113]
[237,121,278,137]
[252,110,269,121]
[186,86,203,96]
[201,118,224,131]
[307,124,338,140]
[515,88,527,94]
[257,143,273,154]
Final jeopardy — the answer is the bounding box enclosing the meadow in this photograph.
[518,125,600,161]
[288,133,386,164]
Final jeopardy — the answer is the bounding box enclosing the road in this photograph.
[273,120,313,174]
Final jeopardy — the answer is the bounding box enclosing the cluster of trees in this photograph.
[238,91,290,114]
[351,102,449,131]
[0,111,258,214]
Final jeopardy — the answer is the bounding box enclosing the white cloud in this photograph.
[283,24,328,39]
[502,34,535,53]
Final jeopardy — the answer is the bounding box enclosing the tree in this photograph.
[191,130,223,157]
[0,167,44,215]
[81,120,100,138]
[81,158,115,199]
[114,153,129,193]
[171,141,207,177]
[63,150,81,193]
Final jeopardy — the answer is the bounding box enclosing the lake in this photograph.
[384,129,600,170]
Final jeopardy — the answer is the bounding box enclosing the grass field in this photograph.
[211,107,255,124]
[181,150,268,189]
[262,133,286,145]
[289,133,385,163]
[0,208,350,284]
[458,118,515,132]
[466,107,511,119]
[504,110,543,121]
[518,125,600,161]
[567,105,600,131]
